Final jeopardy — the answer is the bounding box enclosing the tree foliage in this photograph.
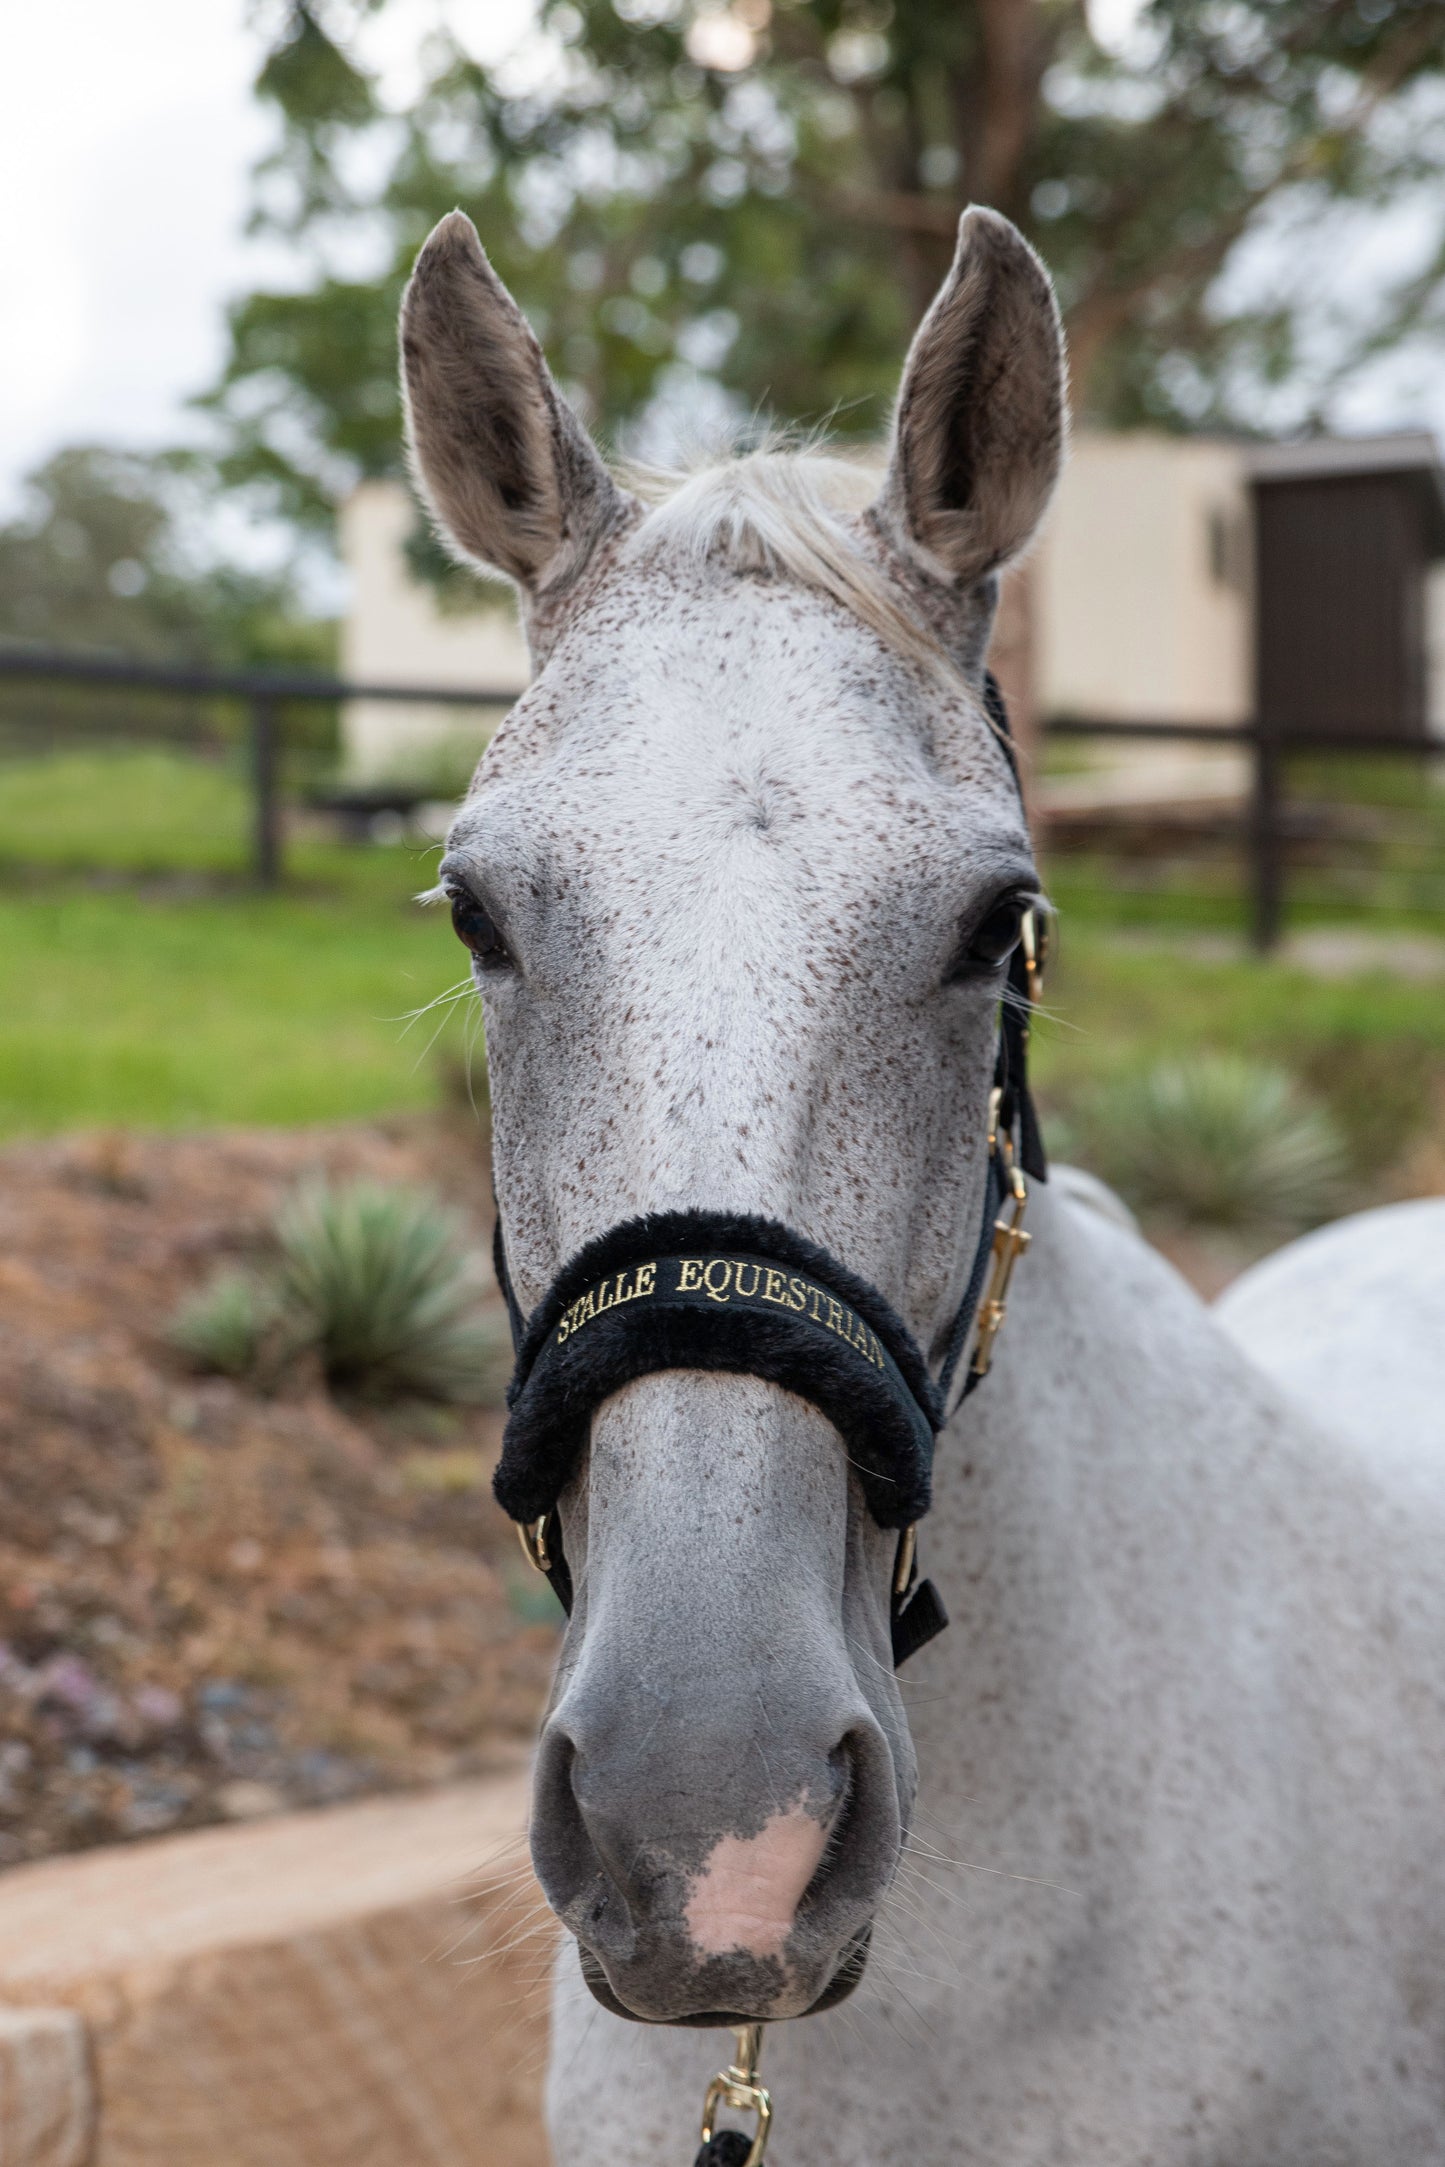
[0,445,334,669]
[204,0,1445,550]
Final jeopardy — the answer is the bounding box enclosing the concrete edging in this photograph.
[0,1767,550,2167]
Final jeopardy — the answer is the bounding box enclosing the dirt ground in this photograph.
[0,1116,558,1869]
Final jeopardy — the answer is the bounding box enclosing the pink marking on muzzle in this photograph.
[684,1805,829,1959]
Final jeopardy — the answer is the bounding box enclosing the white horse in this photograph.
[1216,1196,1445,1466]
[400,205,1445,2164]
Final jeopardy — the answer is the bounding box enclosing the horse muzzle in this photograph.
[531,1667,902,2024]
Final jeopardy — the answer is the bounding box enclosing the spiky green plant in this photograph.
[1078,1055,1347,1233]
[274,1181,503,1400]
[171,1270,279,1379]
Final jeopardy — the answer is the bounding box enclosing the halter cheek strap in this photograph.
[491,674,1046,1667]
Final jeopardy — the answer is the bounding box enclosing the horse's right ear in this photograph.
[400,211,630,596]
[875,207,1066,590]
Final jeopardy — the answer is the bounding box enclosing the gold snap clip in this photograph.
[699,2024,772,2166]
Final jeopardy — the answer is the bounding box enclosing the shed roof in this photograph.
[1246,432,1445,554]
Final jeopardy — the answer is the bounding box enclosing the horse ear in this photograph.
[400,211,629,594]
[876,207,1066,588]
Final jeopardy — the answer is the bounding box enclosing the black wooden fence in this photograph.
[1045,715,1445,949]
[2,647,1442,948]
[0,648,514,888]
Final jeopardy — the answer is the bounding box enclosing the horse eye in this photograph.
[449,891,513,970]
[957,895,1026,974]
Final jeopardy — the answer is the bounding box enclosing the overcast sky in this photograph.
[0,0,533,519]
[1,0,261,514]
[0,0,1438,528]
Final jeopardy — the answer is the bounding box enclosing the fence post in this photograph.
[1248,719,1283,952]
[250,695,281,888]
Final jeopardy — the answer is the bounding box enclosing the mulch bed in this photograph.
[0,1117,557,1868]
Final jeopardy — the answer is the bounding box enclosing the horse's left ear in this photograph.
[875,207,1066,588]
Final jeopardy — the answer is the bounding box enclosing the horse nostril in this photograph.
[797,1732,857,1902]
[795,1723,897,1925]
[532,1722,655,1963]
[530,1723,608,1919]
[829,1730,858,1807]
[530,1694,900,2018]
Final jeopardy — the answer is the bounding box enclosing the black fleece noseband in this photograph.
[491,673,1044,1669]
[496,1212,941,1533]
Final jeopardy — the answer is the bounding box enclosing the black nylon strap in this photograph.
[890,1572,950,1668]
[492,1218,526,1350]
[982,668,1019,789]
[694,2137,753,2167]
[936,1148,1002,1409]
[983,668,1047,1184]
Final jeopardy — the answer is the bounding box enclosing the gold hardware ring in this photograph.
[699,2024,772,2166]
[516,1513,554,1576]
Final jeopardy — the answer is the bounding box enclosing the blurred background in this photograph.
[0,0,1443,2150]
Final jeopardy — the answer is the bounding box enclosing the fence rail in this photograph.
[1043,715,1445,949]
[0,648,517,889]
[3,647,1443,944]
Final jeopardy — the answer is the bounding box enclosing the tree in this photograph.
[204,0,1445,556]
[0,445,334,670]
[0,444,338,748]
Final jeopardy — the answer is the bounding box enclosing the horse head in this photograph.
[401,204,1065,2027]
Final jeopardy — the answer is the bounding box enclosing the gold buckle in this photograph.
[700,2024,772,2166]
[516,1514,554,1576]
[1021,905,1046,1006]
[969,1151,1030,1381]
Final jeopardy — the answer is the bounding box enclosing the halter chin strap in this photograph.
[491,673,1046,1667]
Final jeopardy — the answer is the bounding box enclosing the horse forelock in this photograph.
[616,445,983,695]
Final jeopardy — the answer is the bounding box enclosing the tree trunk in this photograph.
[972,0,1050,221]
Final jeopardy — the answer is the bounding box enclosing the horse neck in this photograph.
[906,1178,1282,1830]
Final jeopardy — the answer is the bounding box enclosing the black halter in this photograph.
[491,673,1045,1667]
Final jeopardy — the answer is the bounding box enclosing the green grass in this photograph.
[1042,750,1445,934]
[0,750,474,1138]
[1,747,1442,1149]
[0,882,475,1135]
[0,745,258,877]
[1034,921,1445,1168]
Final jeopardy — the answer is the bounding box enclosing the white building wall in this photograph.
[341,446,1445,763]
[339,481,531,782]
[1033,432,1252,725]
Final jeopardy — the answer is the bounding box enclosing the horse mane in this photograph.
[618,444,959,683]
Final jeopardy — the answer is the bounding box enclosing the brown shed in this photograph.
[1249,434,1445,743]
